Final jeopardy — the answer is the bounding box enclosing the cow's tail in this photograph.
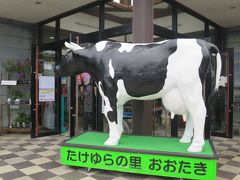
[207,43,222,92]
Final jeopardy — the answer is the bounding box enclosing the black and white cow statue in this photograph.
[55,39,221,152]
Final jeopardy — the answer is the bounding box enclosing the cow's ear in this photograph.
[65,42,84,52]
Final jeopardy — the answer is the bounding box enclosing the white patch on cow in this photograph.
[95,41,108,52]
[98,81,113,121]
[118,43,137,53]
[116,80,131,105]
[118,40,169,53]
[108,59,115,79]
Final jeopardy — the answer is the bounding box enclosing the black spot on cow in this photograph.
[98,40,177,97]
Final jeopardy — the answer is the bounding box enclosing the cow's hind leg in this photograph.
[179,117,193,143]
[187,101,206,152]
[181,84,206,152]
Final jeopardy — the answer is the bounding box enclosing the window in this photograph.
[177,10,205,38]
[104,3,132,29]
[40,21,56,44]
[60,6,99,40]
[154,2,172,30]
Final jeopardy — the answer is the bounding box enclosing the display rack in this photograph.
[0,72,31,133]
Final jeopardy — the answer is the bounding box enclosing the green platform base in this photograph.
[61,132,217,180]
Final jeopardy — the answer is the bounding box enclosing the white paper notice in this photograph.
[39,76,55,102]
[39,89,55,102]
[44,62,53,70]
[1,80,17,86]
[39,76,55,89]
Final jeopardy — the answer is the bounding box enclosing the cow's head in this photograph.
[55,42,94,77]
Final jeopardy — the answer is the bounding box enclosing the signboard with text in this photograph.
[39,76,55,102]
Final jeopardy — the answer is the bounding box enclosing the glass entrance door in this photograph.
[31,47,60,137]
[210,49,234,137]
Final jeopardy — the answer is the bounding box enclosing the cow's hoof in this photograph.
[179,136,192,143]
[187,144,203,152]
[104,138,119,146]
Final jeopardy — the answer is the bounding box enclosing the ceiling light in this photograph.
[49,36,54,39]
[35,1,42,5]
[229,6,236,10]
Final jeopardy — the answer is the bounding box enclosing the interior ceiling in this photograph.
[0,0,239,28]
[0,0,95,23]
[177,0,240,27]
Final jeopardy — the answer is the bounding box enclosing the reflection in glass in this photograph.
[38,50,57,134]
[153,99,171,137]
[210,53,228,134]
[108,34,132,42]
[178,10,205,38]
[105,3,132,29]
[40,22,56,44]
[60,6,99,40]
[209,25,217,44]
[154,2,172,30]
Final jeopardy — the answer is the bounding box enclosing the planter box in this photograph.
[2,128,30,133]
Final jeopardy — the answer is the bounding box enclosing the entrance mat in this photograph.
[61,132,217,180]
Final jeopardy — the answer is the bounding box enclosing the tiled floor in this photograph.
[0,133,239,180]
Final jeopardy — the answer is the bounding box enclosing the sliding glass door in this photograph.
[31,47,61,138]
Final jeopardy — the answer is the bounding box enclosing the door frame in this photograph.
[31,44,62,138]
[211,48,234,138]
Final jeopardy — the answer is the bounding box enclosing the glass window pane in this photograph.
[60,6,99,40]
[153,99,171,137]
[108,34,132,42]
[178,10,205,38]
[209,25,217,44]
[154,35,167,42]
[40,21,56,44]
[38,50,57,134]
[154,2,172,30]
[210,53,228,134]
[105,3,132,29]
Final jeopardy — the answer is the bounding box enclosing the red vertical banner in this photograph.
[77,74,82,84]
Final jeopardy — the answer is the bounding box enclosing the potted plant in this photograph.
[7,90,30,105]
[2,60,16,79]
[14,112,31,128]
[2,59,31,81]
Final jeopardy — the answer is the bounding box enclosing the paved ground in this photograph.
[0,133,239,180]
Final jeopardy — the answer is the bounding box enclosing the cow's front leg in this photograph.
[98,81,121,145]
